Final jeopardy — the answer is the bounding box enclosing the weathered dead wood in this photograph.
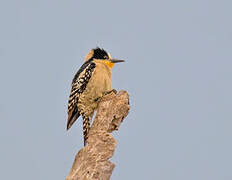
[65,90,130,180]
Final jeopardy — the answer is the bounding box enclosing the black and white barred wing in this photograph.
[67,62,96,130]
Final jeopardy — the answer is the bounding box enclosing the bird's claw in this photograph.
[103,89,117,96]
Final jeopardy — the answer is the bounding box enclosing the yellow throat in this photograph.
[104,60,115,68]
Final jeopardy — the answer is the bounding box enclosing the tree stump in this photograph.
[65,90,130,180]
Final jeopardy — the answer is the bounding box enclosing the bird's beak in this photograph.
[109,59,125,63]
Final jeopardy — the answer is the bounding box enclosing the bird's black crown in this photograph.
[92,47,109,60]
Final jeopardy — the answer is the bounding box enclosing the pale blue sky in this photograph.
[0,0,232,179]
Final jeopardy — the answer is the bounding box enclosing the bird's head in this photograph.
[84,47,124,68]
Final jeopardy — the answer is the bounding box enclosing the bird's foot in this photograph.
[103,89,117,96]
[94,89,117,102]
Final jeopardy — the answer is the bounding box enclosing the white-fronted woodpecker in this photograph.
[67,47,124,146]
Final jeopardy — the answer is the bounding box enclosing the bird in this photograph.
[67,47,124,146]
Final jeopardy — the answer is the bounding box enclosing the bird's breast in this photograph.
[78,63,112,110]
[87,63,112,96]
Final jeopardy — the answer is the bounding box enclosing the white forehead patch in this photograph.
[107,53,112,59]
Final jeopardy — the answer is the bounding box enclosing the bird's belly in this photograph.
[78,71,112,116]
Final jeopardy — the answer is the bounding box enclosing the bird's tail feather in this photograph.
[82,115,90,146]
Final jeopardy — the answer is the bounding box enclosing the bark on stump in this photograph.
[66,90,130,180]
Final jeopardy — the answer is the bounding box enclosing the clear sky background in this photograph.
[0,0,232,179]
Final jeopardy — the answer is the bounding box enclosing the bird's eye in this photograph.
[104,55,108,59]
